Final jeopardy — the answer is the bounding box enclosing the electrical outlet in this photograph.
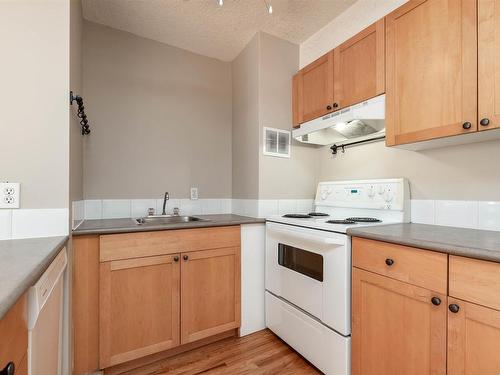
[0,182,20,208]
[190,187,199,200]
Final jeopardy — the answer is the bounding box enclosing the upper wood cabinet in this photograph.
[385,0,478,146]
[352,268,447,375]
[99,254,181,368]
[292,20,386,128]
[181,247,241,344]
[478,0,500,131]
[294,51,334,126]
[334,19,385,110]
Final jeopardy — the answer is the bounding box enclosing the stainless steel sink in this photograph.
[134,215,208,225]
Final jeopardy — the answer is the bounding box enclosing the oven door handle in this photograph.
[268,227,345,247]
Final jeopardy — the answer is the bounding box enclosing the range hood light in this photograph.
[292,94,386,146]
[334,122,347,131]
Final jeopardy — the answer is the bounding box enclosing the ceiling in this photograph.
[82,0,356,61]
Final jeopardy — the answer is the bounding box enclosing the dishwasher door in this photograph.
[27,248,67,375]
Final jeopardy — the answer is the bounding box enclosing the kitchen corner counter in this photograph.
[72,214,265,236]
[0,235,68,319]
[348,223,500,263]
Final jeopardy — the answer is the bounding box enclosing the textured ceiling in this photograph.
[82,0,356,61]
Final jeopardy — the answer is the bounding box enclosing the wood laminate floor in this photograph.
[117,329,322,375]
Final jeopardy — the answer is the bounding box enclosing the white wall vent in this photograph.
[263,127,290,158]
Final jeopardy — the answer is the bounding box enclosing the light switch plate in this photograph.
[0,182,20,208]
[190,187,199,200]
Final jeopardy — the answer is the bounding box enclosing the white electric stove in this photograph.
[265,178,410,375]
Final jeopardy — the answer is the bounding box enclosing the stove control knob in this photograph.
[378,186,386,195]
[367,186,376,198]
[384,190,393,202]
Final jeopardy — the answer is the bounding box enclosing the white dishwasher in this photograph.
[27,248,67,375]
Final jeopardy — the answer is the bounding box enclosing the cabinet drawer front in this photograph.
[450,255,500,310]
[100,226,241,262]
[352,237,447,293]
[0,294,28,372]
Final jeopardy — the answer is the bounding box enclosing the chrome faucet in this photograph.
[162,192,169,215]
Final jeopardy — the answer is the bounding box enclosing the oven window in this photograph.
[278,243,323,282]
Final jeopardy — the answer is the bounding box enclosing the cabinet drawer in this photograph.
[100,226,241,262]
[352,237,448,293]
[450,255,500,311]
[0,294,28,372]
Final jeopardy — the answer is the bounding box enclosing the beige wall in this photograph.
[258,33,317,199]
[231,32,318,199]
[0,1,70,209]
[70,0,84,206]
[302,0,500,201]
[232,34,260,199]
[82,22,232,199]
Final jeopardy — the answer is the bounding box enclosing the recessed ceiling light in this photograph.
[218,0,223,6]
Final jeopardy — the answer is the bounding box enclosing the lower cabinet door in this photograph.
[352,268,446,375]
[181,247,241,344]
[99,254,180,368]
[448,298,500,375]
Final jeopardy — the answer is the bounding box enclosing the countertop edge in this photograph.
[72,216,265,236]
[0,235,69,320]
[348,226,500,263]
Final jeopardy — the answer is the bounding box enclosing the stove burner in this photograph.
[326,219,356,225]
[308,212,329,217]
[346,217,382,223]
[282,214,313,219]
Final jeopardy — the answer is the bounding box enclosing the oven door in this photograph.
[266,221,350,335]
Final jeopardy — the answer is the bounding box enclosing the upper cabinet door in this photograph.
[297,51,334,123]
[385,0,477,146]
[478,0,500,131]
[334,19,385,110]
[292,74,301,128]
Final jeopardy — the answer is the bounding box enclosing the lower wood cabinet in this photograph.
[99,254,181,368]
[352,268,447,375]
[0,294,28,375]
[181,247,240,344]
[448,298,500,375]
[353,238,500,375]
[90,226,242,370]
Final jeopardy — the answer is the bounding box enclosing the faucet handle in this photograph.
[173,207,180,216]
[148,207,155,216]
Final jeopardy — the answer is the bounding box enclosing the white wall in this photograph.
[300,0,406,68]
[0,0,71,239]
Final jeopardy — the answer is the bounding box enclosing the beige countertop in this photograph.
[73,214,265,236]
[348,223,500,263]
[0,235,68,319]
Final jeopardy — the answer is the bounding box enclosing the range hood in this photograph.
[292,94,385,146]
